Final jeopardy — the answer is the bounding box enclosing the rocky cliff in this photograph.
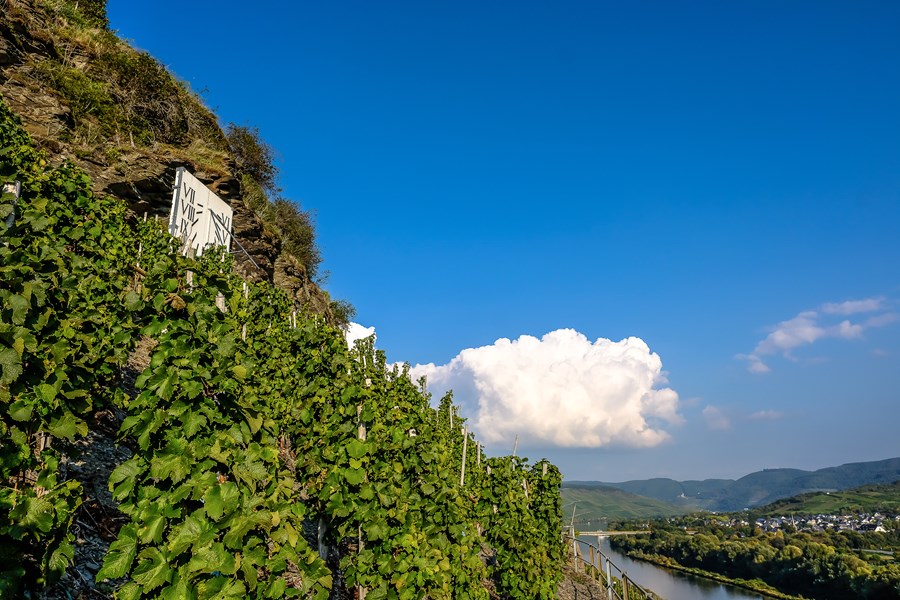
[0,0,339,321]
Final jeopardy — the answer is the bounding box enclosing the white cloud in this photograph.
[345,322,376,348]
[822,298,885,315]
[748,410,784,421]
[408,329,682,449]
[738,297,896,373]
[702,405,731,430]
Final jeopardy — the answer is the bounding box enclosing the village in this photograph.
[712,513,899,534]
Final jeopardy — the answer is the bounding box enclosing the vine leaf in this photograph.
[97,524,138,580]
[132,547,173,592]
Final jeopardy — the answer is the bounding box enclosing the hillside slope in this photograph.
[582,457,900,512]
[0,0,343,321]
[755,480,900,516]
[561,484,686,522]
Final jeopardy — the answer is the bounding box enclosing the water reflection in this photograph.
[576,536,770,600]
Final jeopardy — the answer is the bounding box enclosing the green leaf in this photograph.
[150,449,191,484]
[10,496,54,533]
[182,379,204,400]
[157,370,177,401]
[222,514,256,549]
[159,568,193,600]
[346,439,368,459]
[110,458,146,500]
[182,410,207,437]
[202,578,245,599]
[46,537,75,579]
[97,524,138,580]
[132,547,172,592]
[186,543,235,576]
[0,346,22,384]
[204,482,239,522]
[35,383,56,403]
[7,399,32,421]
[6,293,29,325]
[364,521,387,542]
[139,514,167,545]
[48,412,87,440]
[231,364,248,380]
[345,467,365,486]
[244,410,262,434]
[115,582,141,600]
[168,514,214,555]
[124,290,144,311]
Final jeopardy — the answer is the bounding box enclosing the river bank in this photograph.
[621,551,808,600]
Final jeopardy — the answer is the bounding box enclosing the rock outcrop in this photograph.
[0,0,336,321]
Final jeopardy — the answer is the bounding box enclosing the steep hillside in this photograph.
[0,3,570,599]
[0,93,566,598]
[0,0,346,322]
[561,484,687,522]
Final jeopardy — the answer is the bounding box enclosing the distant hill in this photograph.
[570,457,900,513]
[560,484,686,522]
[753,480,900,516]
[567,477,734,509]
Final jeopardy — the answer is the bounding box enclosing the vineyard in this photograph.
[0,95,565,599]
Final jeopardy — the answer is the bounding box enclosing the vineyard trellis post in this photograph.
[2,179,20,229]
[357,401,368,599]
[460,426,468,487]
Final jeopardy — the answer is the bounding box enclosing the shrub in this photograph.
[272,197,321,278]
[226,124,278,193]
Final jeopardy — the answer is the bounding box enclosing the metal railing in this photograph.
[564,531,657,600]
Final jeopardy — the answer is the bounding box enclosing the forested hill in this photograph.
[568,457,900,512]
[0,2,568,599]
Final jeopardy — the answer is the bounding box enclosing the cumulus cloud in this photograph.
[738,297,896,373]
[408,329,682,449]
[702,405,731,430]
[345,322,376,347]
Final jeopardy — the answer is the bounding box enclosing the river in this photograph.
[576,536,771,600]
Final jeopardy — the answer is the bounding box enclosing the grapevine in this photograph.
[1,94,565,599]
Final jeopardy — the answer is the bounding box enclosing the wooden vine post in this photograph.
[459,426,468,487]
[241,282,248,340]
[357,390,368,600]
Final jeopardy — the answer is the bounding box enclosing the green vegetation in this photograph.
[0,96,564,598]
[756,481,900,517]
[611,512,900,599]
[0,94,137,595]
[25,3,223,149]
[226,125,323,280]
[9,0,334,295]
[561,484,687,521]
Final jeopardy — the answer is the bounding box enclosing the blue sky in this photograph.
[108,1,900,481]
